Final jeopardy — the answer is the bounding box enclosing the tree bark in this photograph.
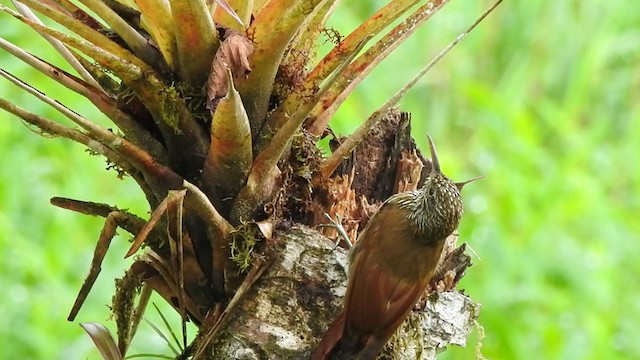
[209,226,479,359]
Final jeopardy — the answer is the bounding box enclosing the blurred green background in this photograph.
[1,0,638,359]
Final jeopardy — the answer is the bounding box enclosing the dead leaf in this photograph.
[207,30,254,109]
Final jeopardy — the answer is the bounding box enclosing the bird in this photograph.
[312,136,477,360]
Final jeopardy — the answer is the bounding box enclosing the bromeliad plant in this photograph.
[0,0,500,358]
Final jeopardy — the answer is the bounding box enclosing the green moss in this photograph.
[111,266,144,352]
[229,223,261,273]
[157,85,182,131]
[175,82,209,124]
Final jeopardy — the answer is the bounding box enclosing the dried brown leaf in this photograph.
[124,195,170,258]
[68,212,120,321]
[207,30,254,108]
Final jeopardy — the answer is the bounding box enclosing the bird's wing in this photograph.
[342,204,431,353]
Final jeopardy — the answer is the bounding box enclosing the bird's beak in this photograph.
[455,175,484,190]
[427,135,441,175]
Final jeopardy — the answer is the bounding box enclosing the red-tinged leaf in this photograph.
[230,36,369,223]
[79,322,123,360]
[2,2,209,163]
[212,0,246,29]
[11,0,104,90]
[281,0,339,79]
[203,66,252,214]
[307,0,451,135]
[321,0,504,177]
[134,0,177,69]
[251,0,269,17]
[170,0,219,85]
[74,0,162,70]
[67,212,124,321]
[258,0,419,149]
[236,0,324,135]
[4,0,147,69]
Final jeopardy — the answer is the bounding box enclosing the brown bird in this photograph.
[313,136,476,360]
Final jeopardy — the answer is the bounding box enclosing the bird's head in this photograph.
[415,136,480,240]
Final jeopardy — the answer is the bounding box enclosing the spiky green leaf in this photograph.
[237,0,324,135]
[203,67,253,213]
[170,0,219,85]
[134,0,178,69]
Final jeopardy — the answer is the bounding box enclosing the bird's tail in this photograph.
[311,312,345,360]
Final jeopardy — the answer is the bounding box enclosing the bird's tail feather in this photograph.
[311,312,345,360]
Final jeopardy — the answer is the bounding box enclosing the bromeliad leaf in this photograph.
[228,36,370,223]
[203,67,253,215]
[212,0,248,30]
[170,0,219,85]
[280,0,339,77]
[80,322,123,360]
[5,0,147,68]
[306,0,450,135]
[135,0,177,70]
[321,0,503,178]
[10,0,103,90]
[1,3,209,170]
[236,0,324,136]
[75,0,164,71]
[309,0,420,86]
[251,0,269,17]
[257,0,421,150]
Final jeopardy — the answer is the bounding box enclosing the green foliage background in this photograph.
[1,0,638,358]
